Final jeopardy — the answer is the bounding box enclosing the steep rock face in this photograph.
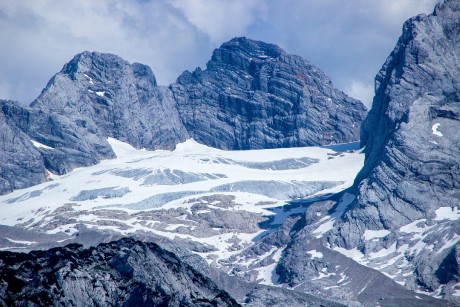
[171,37,366,149]
[277,234,448,307]
[0,238,239,306]
[329,0,460,300]
[219,196,448,306]
[32,51,189,150]
[2,99,114,175]
[30,51,188,173]
[0,101,45,194]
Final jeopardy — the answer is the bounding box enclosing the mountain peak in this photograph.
[220,37,285,58]
[3,35,366,193]
[173,37,366,150]
[206,37,287,74]
[60,51,139,82]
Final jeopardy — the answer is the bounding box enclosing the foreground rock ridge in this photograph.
[0,238,344,307]
[326,0,460,301]
[0,37,366,195]
[0,238,239,306]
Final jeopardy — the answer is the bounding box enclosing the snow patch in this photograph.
[313,267,336,280]
[313,192,355,238]
[307,250,323,259]
[96,91,105,97]
[434,206,459,221]
[452,282,460,297]
[363,229,391,240]
[31,140,54,150]
[333,246,365,262]
[431,123,443,137]
[84,74,95,84]
[399,219,430,233]
[313,218,335,238]
[257,248,284,285]
[5,238,37,245]
[107,137,139,158]
[174,138,218,153]
[436,234,460,254]
[369,243,397,258]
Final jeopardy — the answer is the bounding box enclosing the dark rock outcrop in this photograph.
[0,238,239,306]
[0,237,344,307]
[171,37,366,149]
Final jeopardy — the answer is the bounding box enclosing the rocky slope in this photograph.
[0,138,362,280]
[1,97,116,177]
[172,37,366,149]
[0,138,450,306]
[324,0,460,302]
[222,193,451,306]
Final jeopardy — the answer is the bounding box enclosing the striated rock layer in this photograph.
[328,0,460,301]
[172,37,366,149]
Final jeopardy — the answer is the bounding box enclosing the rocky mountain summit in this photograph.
[172,37,366,149]
[32,51,189,152]
[0,39,366,196]
[1,51,189,188]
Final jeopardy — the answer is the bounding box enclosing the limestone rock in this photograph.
[329,0,460,300]
[171,37,366,149]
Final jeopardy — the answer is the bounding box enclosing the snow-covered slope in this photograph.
[0,139,363,264]
[0,127,450,306]
[1,138,450,305]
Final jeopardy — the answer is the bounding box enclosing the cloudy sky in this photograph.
[0,0,440,107]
